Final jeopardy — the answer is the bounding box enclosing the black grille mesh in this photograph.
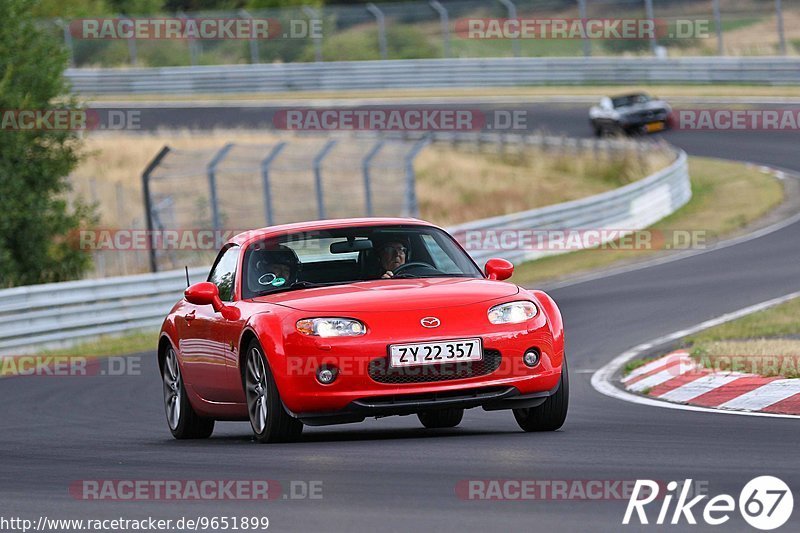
[368,350,502,384]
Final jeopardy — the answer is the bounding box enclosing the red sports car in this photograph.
[159,218,567,443]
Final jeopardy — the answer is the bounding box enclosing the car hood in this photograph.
[254,278,520,313]
[620,100,670,114]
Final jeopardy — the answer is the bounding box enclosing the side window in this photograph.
[421,234,461,274]
[208,245,239,302]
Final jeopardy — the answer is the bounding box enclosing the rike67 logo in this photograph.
[624,477,793,530]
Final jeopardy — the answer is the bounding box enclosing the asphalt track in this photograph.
[2,100,799,532]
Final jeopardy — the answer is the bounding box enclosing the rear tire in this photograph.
[162,346,215,439]
[513,356,569,432]
[244,339,304,443]
[417,408,464,429]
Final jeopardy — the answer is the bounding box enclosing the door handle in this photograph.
[184,310,196,324]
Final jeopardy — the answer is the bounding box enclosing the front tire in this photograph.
[244,339,303,443]
[417,408,464,429]
[162,346,215,439]
[513,356,569,432]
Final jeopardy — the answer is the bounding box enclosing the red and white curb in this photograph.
[592,290,800,419]
[622,351,800,415]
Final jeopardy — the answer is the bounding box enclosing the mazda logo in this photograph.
[420,317,440,328]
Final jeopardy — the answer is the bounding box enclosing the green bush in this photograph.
[0,0,97,287]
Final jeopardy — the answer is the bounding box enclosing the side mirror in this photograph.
[600,97,613,111]
[184,282,240,320]
[485,258,514,281]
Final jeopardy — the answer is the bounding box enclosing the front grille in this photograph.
[368,350,502,384]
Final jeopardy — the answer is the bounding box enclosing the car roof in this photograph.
[228,217,437,248]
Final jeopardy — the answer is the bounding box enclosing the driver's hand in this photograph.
[381,271,394,279]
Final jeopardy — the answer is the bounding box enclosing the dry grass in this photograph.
[709,10,800,57]
[690,339,800,379]
[71,130,670,229]
[512,157,784,286]
[415,143,671,225]
[682,296,800,378]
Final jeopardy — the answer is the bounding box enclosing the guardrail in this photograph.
[446,133,691,265]
[0,136,689,355]
[66,57,800,95]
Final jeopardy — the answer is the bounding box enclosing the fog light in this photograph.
[316,366,338,385]
[523,349,540,368]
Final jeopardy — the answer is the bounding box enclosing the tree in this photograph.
[0,0,97,287]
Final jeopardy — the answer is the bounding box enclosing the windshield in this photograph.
[612,93,651,108]
[241,225,483,298]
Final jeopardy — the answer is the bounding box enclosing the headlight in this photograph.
[296,318,366,337]
[488,301,538,324]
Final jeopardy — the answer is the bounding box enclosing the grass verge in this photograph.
[680,296,800,378]
[511,157,784,286]
[36,330,158,358]
[87,85,800,103]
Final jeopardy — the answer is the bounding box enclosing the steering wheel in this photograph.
[257,272,287,287]
[392,261,436,275]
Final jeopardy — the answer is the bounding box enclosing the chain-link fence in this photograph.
[68,131,672,279]
[140,134,429,273]
[51,0,798,68]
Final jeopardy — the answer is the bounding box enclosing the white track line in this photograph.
[718,380,800,411]
[591,290,800,420]
[658,374,744,403]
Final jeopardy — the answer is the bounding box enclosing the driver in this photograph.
[375,238,409,279]
[251,246,300,289]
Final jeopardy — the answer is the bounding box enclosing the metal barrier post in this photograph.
[362,140,385,216]
[498,0,520,57]
[207,143,234,233]
[713,0,724,55]
[55,19,75,67]
[261,142,286,226]
[429,1,450,59]
[776,0,787,56]
[141,146,171,272]
[367,3,388,60]
[239,9,260,64]
[120,15,137,65]
[179,11,199,66]
[577,0,590,57]
[303,7,323,62]
[313,140,337,219]
[644,0,657,55]
[404,135,431,218]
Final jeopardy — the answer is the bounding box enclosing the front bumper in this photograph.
[268,307,563,416]
[292,382,560,426]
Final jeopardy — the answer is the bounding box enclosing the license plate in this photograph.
[389,338,482,368]
[646,122,665,132]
